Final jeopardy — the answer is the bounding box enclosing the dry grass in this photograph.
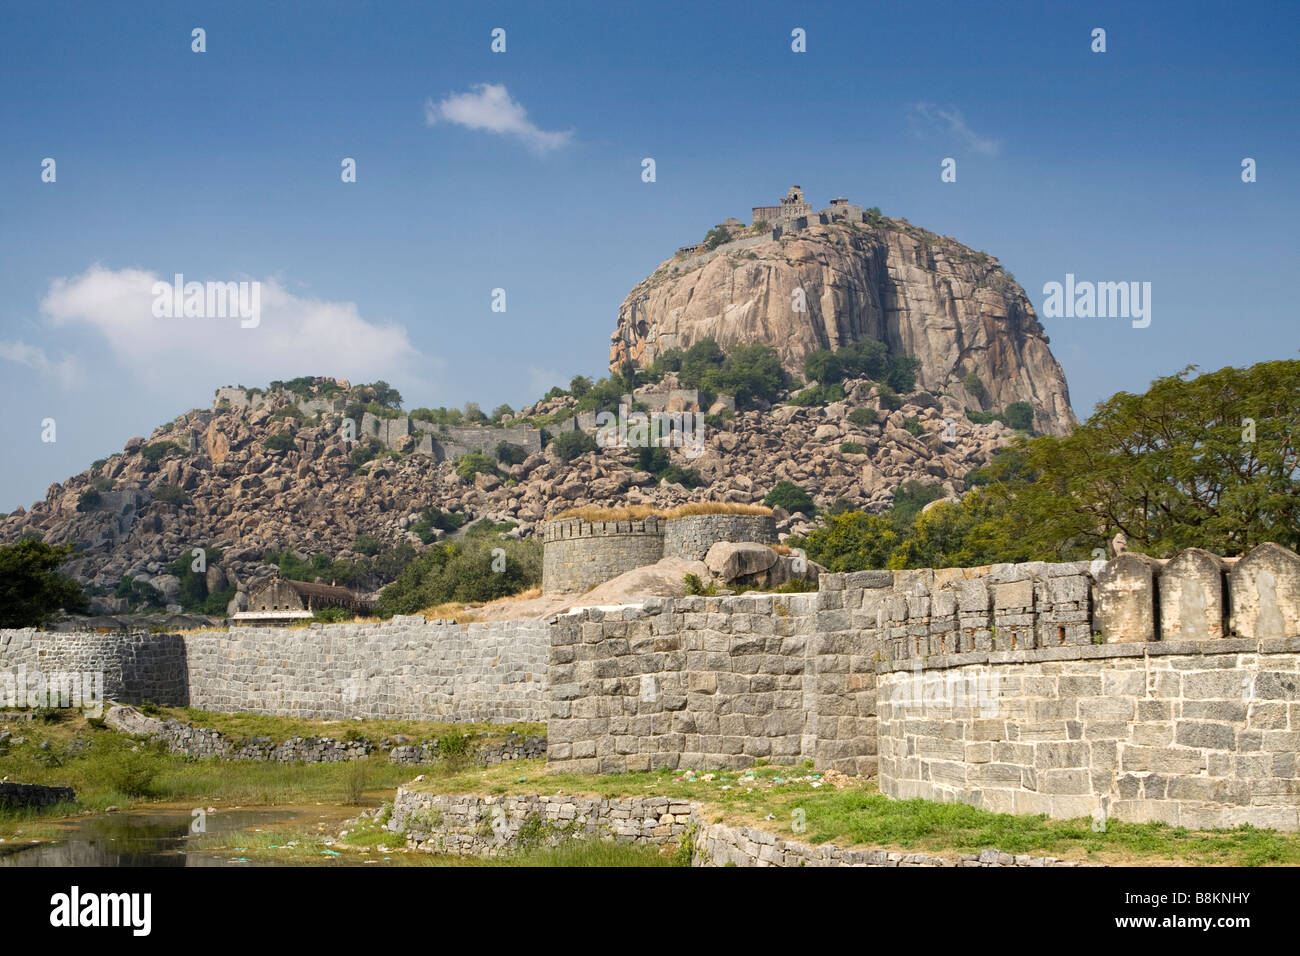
[551,504,659,522]
[552,502,771,522]
[658,502,772,519]
[418,587,543,623]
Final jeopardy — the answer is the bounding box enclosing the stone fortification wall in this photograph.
[540,511,778,592]
[875,640,1300,830]
[540,516,666,594]
[0,618,548,723]
[182,616,548,722]
[661,513,777,561]
[545,542,1300,828]
[546,591,877,776]
[0,629,187,706]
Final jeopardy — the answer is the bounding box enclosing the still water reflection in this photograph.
[0,805,358,867]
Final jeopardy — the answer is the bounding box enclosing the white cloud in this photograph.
[907,103,1001,156]
[0,339,82,389]
[424,83,573,153]
[29,264,432,393]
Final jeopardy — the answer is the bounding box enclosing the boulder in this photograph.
[705,541,777,582]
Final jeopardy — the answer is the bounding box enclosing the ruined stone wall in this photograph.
[432,425,542,462]
[540,517,666,594]
[661,513,777,562]
[389,790,695,856]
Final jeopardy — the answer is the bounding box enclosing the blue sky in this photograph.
[2,0,1297,510]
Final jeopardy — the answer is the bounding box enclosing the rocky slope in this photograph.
[0,378,1020,599]
[610,215,1075,435]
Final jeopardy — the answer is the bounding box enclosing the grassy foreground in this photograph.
[5,707,1300,866]
[0,708,416,837]
[403,758,1300,867]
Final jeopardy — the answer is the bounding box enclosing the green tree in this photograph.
[369,380,403,410]
[704,343,787,408]
[455,452,500,480]
[495,441,529,466]
[997,361,1300,558]
[801,511,900,572]
[678,338,726,390]
[848,407,878,428]
[885,356,922,394]
[839,340,890,380]
[764,480,814,514]
[549,430,598,462]
[804,349,844,385]
[568,375,593,399]
[0,540,87,627]
[376,538,542,615]
[962,372,988,407]
[888,480,946,531]
[1003,401,1034,432]
[703,225,732,250]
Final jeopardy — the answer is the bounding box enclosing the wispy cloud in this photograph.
[424,83,573,154]
[907,103,1001,156]
[27,264,433,393]
[0,339,82,389]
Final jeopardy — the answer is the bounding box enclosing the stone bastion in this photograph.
[540,512,778,594]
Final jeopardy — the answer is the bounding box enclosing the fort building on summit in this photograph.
[676,186,870,256]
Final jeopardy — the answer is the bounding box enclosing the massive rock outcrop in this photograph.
[610,214,1075,435]
[0,376,1022,597]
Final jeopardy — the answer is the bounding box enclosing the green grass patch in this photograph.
[152,707,543,747]
[402,759,1300,866]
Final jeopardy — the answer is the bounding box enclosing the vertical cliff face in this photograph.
[610,218,1076,435]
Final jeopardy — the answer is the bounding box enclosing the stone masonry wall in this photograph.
[541,516,666,594]
[183,616,548,722]
[0,629,188,706]
[546,591,879,775]
[1,617,548,723]
[876,640,1300,830]
[389,790,695,856]
[661,513,777,561]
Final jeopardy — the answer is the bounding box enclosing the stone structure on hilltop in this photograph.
[611,185,1076,436]
[751,184,813,227]
[215,385,543,464]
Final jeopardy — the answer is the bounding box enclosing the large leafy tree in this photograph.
[0,540,87,627]
[1000,360,1300,558]
[802,361,1300,570]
